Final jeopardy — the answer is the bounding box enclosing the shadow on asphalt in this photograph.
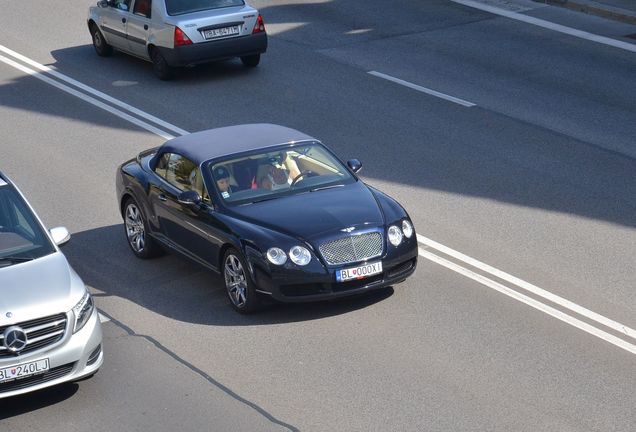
[63,224,394,326]
[0,383,78,419]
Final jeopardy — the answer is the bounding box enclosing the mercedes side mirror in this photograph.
[178,190,202,206]
[347,159,362,173]
[50,227,71,246]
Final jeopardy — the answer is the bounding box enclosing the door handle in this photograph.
[158,194,167,202]
[122,17,127,23]
[144,24,148,30]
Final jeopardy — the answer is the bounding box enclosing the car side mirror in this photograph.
[97,0,109,7]
[347,159,362,173]
[178,190,202,206]
[50,227,71,246]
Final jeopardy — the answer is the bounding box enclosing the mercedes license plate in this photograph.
[336,261,382,282]
[0,358,49,383]
[203,25,240,40]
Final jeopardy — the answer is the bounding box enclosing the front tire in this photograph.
[151,49,175,80]
[123,198,162,259]
[223,248,261,313]
[91,24,113,57]
[240,54,260,68]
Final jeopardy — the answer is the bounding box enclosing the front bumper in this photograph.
[251,241,418,303]
[0,308,103,399]
[158,32,267,67]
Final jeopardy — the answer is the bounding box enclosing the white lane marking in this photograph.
[451,0,636,53]
[419,248,636,355]
[417,233,636,341]
[368,71,477,107]
[0,44,189,137]
[98,313,111,323]
[0,54,175,140]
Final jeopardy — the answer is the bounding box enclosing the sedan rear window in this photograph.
[165,0,244,16]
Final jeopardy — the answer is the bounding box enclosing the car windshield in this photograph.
[208,142,356,205]
[0,185,55,266]
[165,0,245,16]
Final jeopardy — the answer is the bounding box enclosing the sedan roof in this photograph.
[156,124,316,165]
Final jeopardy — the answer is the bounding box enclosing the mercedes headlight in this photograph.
[289,246,311,266]
[402,220,414,239]
[72,291,94,333]
[267,247,287,265]
[387,225,403,247]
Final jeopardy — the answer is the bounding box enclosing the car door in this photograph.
[97,0,131,50]
[126,0,152,58]
[153,153,224,269]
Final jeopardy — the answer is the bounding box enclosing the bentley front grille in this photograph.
[0,313,67,358]
[319,232,383,266]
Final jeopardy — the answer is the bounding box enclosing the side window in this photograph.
[112,0,131,11]
[154,153,170,179]
[133,0,151,18]
[165,154,197,191]
[188,168,211,203]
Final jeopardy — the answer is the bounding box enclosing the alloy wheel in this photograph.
[125,203,145,253]
[224,254,247,308]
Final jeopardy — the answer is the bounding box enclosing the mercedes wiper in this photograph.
[0,256,34,267]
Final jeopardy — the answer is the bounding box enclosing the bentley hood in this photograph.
[0,252,85,325]
[229,181,385,241]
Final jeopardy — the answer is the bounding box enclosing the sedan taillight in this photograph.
[252,15,265,34]
[174,26,192,47]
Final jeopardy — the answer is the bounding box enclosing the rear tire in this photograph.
[151,49,175,80]
[223,248,261,314]
[240,54,260,68]
[91,24,113,57]
[123,197,162,259]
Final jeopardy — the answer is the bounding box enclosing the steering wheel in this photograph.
[290,170,316,187]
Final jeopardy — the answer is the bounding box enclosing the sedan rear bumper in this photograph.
[158,32,267,67]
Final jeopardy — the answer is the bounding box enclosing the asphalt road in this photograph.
[1,0,635,431]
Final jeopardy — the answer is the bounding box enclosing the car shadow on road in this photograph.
[0,383,78,419]
[63,224,394,326]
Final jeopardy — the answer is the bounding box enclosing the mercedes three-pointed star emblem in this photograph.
[4,326,28,353]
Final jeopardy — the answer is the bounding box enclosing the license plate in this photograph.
[0,358,49,383]
[203,25,240,40]
[336,261,383,282]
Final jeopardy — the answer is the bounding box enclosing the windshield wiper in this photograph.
[310,184,345,192]
[0,256,34,264]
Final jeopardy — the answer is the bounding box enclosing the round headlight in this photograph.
[402,220,413,238]
[267,247,287,265]
[289,246,312,266]
[387,225,403,247]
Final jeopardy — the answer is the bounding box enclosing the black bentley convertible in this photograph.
[116,124,417,312]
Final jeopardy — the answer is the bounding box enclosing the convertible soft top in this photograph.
[153,124,316,165]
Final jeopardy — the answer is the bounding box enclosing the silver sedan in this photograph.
[87,0,267,79]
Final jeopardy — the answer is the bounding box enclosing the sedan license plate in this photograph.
[203,25,240,40]
[0,358,49,383]
[336,261,383,282]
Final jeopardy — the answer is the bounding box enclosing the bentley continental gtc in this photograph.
[0,172,102,398]
[116,124,417,313]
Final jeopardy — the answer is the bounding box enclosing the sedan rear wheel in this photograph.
[91,24,113,57]
[240,54,260,68]
[223,248,261,313]
[124,198,161,258]
[151,49,175,81]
